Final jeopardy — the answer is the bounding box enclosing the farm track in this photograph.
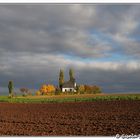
[0,101,139,136]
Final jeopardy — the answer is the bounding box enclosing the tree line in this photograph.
[7,69,102,97]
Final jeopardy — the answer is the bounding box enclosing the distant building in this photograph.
[62,78,77,92]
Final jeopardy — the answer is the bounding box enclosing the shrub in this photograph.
[55,87,61,95]
[22,93,27,97]
[8,94,14,98]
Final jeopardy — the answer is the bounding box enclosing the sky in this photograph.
[0,4,140,94]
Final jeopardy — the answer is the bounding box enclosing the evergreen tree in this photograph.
[59,69,64,90]
[69,68,74,81]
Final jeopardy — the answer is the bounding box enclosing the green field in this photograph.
[0,93,140,103]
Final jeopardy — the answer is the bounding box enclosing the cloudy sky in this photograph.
[0,4,140,94]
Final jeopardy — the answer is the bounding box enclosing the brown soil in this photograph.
[0,101,139,136]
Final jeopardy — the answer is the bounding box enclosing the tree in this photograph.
[69,68,74,81]
[46,85,55,93]
[40,84,47,95]
[20,88,29,94]
[59,69,64,90]
[8,81,14,97]
[84,85,102,94]
[84,85,92,93]
[55,86,61,95]
[39,84,56,95]
[35,90,41,96]
[78,85,85,94]
[92,85,102,94]
[20,88,29,96]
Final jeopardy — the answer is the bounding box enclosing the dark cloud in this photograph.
[0,5,112,57]
[0,5,140,94]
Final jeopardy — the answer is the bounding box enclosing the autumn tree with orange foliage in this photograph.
[35,90,41,96]
[40,84,47,95]
[78,85,85,94]
[84,85,101,94]
[39,84,55,95]
[46,85,55,93]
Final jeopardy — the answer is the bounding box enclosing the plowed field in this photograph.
[0,101,139,136]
